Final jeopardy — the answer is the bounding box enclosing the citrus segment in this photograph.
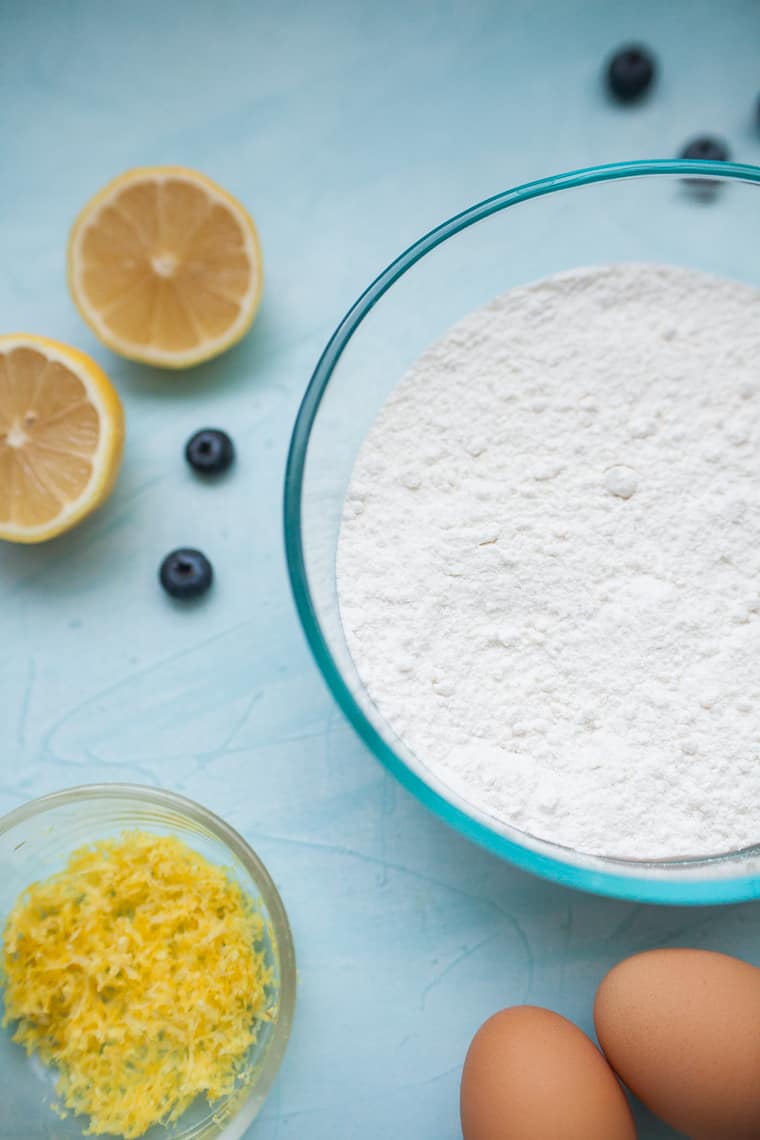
[0,335,124,543]
[68,167,263,368]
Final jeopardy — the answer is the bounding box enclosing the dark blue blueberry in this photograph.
[159,549,213,599]
[606,45,656,102]
[680,136,730,163]
[185,428,235,475]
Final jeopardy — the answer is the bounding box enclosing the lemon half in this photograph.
[0,334,124,543]
[67,166,263,369]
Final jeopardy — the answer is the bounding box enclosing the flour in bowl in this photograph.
[337,264,760,859]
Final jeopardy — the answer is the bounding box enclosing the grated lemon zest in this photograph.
[1,832,273,1138]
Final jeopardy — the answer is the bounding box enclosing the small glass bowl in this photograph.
[285,159,760,906]
[0,784,296,1140]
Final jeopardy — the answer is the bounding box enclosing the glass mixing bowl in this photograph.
[285,159,760,906]
[0,785,296,1140]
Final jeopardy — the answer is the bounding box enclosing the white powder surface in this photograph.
[336,264,760,859]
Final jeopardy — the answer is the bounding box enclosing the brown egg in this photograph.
[595,948,760,1140]
[460,1005,637,1140]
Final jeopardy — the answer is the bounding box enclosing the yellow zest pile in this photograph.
[1,832,273,1138]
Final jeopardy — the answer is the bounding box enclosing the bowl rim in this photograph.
[0,782,296,1140]
[284,158,760,906]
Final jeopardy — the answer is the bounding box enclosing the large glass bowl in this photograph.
[285,160,760,906]
[0,785,296,1140]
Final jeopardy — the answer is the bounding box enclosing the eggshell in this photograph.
[595,948,760,1140]
[460,1005,637,1140]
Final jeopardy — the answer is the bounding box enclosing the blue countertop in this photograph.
[2,2,760,1137]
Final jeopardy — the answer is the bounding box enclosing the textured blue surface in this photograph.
[2,2,760,1138]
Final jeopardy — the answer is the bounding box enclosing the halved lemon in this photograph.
[0,334,124,543]
[67,166,263,369]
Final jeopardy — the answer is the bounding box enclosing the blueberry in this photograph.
[606,45,656,102]
[680,136,730,163]
[159,549,213,599]
[185,429,235,475]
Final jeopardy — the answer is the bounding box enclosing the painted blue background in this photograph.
[2,2,760,1137]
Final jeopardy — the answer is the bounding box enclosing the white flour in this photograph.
[336,264,760,859]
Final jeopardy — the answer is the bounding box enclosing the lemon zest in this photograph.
[1,832,273,1138]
